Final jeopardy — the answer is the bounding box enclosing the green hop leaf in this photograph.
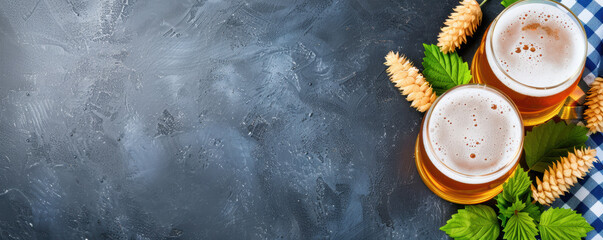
[524,120,588,172]
[539,208,594,240]
[503,212,538,240]
[421,43,472,95]
[440,205,500,240]
[496,167,531,225]
[500,198,526,219]
[501,167,531,203]
[523,195,541,222]
[496,195,511,226]
[501,0,520,8]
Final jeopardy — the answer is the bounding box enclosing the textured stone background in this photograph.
[0,0,503,239]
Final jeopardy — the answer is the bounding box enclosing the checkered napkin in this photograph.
[555,0,603,239]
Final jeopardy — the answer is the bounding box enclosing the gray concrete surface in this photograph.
[0,0,504,239]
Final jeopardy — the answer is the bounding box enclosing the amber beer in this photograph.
[415,85,523,204]
[472,0,587,126]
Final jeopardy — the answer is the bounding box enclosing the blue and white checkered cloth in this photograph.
[554,0,603,239]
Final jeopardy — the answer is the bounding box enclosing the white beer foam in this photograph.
[423,86,522,184]
[486,1,586,97]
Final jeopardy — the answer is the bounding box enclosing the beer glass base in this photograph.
[414,134,509,204]
[519,102,565,126]
[471,54,565,127]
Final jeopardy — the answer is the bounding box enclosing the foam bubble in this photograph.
[486,1,586,96]
[423,86,523,184]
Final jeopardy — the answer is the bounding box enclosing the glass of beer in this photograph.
[415,84,524,204]
[471,0,587,126]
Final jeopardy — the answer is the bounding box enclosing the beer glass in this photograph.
[415,84,524,204]
[471,0,587,126]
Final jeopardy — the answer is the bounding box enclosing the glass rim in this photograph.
[422,84,524,180]
[486,0,588,91]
